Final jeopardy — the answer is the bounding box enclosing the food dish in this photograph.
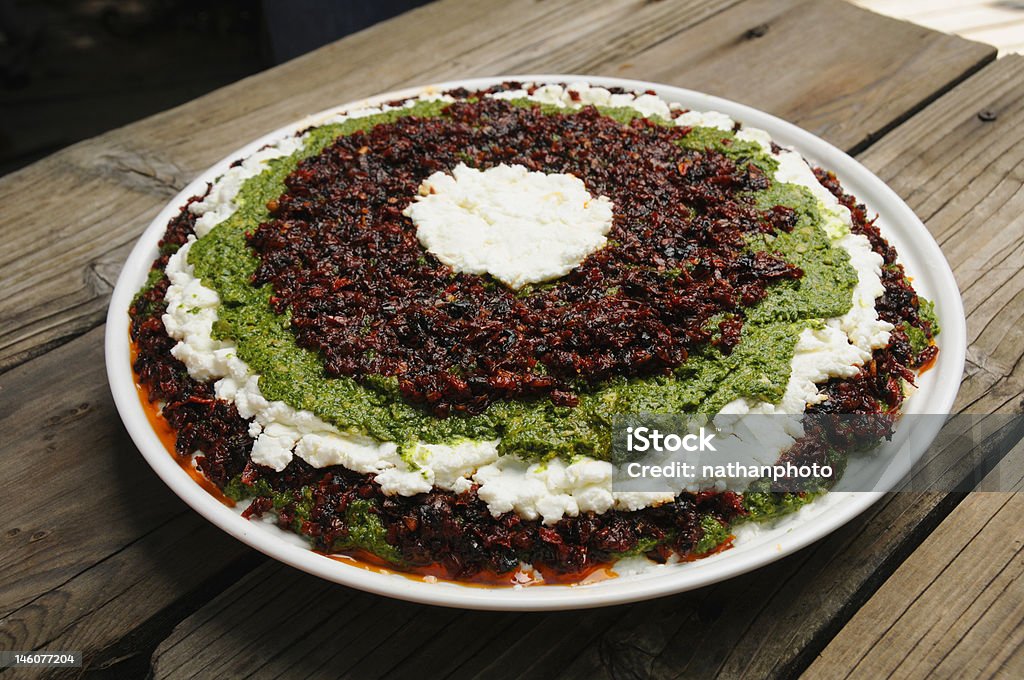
[107,76,965,610]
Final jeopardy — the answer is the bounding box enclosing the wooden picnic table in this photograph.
[2,0,1023,677]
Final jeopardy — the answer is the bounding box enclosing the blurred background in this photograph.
[852,0,1024,57]
[0,0,431,176]
[0,0,1020,178]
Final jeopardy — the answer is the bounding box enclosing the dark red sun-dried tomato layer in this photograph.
[249,98,801,416]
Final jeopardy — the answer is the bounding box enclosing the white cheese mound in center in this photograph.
[404,163,614,289]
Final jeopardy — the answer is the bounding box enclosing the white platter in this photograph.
[106,75,966,611]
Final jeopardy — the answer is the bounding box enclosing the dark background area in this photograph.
[0,0,431,177]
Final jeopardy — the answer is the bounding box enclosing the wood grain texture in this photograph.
[857,54,1024,418]
[0,0,993,375]
[610,0,996,153]
[0,326,259,678]
[147,56,1024,680]
[803,442,1024,679]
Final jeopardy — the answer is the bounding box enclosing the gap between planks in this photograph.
[803,438,1024,680]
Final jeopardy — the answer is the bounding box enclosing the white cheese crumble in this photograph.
[159,85,895,525]
[165,242,501,497]
[189,139,304,238]
[404,163,614,289]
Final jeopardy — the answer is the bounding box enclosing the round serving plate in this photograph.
[106,75,966,611]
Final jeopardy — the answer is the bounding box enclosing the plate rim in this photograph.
[105,74,967,611]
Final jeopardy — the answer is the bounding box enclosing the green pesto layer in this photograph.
[186,98,858,463]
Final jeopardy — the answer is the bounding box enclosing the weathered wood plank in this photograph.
[0,0,993,375]
[803,440,1024,680]
[1,521,260,680]
[147,55,1024,680]
[856,52,1024,418]
[600,0,997,154]
[0,326,185,615]
[0,325,259,677]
